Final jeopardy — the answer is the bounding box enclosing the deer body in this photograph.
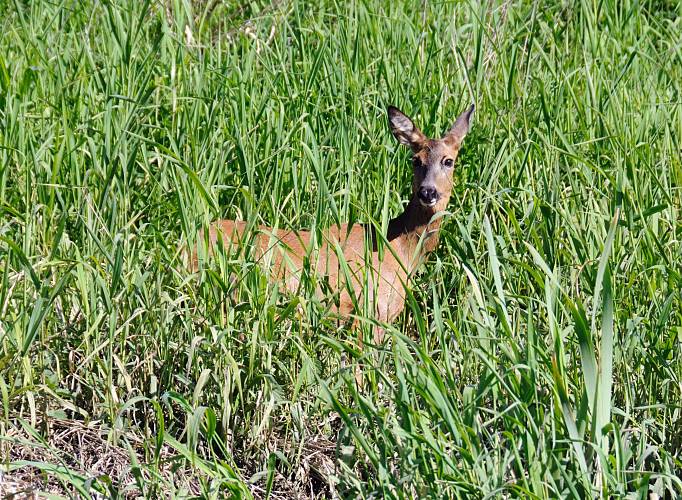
[195,104,474,336]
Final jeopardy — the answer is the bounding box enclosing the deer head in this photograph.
[388,104,474,213]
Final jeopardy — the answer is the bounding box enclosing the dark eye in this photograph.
[412,157,423,168]
[443,158,454,168]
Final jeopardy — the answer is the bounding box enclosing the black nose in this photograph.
[418,186,439,204]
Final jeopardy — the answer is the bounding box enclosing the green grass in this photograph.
[1,0,681,497]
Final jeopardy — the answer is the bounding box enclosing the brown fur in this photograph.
[192,104,474,343]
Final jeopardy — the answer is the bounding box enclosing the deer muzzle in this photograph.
[418,186,439,207]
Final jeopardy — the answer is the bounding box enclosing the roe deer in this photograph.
[193,104,474,343]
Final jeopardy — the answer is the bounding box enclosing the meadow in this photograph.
[1,0,681,497]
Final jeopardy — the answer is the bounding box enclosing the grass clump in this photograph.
[1,0,681,497]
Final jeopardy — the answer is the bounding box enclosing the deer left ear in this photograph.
[388,106,427,150]
[445,104,475,145]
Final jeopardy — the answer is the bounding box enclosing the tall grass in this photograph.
[1,0,681,497]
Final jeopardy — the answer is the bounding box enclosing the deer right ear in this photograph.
[388,106,426,149]
[445,104,475,146]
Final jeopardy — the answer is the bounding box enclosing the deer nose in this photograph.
[418,186,439,206]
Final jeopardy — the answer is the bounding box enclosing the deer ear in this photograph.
[388,106,426,149]
[445,104,475,145]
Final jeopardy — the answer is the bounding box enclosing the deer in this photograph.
[193,104,474,346]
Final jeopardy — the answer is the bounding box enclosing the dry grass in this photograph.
[3,417,193,498]
[2,414,339,498]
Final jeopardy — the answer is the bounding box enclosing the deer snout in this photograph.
[417,186,439,207]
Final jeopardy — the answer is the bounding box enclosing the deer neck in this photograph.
[387,198,444,273]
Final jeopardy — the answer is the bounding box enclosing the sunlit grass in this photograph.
[1,0,681,497]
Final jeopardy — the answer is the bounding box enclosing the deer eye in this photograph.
[442,158,454,168]
[412,157,423,168]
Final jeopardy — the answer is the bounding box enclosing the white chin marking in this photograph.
[419,199,438,208]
